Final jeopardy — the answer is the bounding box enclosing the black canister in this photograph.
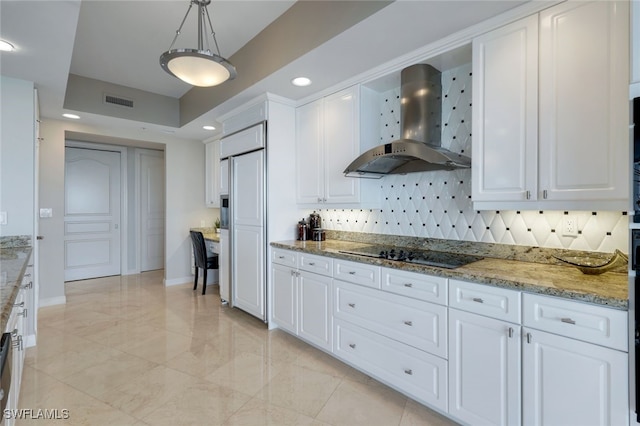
[309,211,322,229]
[297,218,309,241]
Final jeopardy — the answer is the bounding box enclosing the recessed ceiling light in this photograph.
[62,113,80,119]
[203,125,216,131]
[291,77,312,87]
[0,40,15,52]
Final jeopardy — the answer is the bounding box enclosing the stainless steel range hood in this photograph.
[344,64,471,178]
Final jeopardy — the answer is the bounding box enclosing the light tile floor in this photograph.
[18,271,458,425]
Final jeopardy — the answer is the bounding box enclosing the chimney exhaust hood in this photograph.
[344,64,471,178]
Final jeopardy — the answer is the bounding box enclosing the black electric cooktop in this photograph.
[338,246,483,269]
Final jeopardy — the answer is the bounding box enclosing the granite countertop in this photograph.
[190,227,220,242]
[271,239,629,310]
[0,246,32,332]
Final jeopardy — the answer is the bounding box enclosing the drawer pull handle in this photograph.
[508,327,514,338]
[348,271,356,275]
[404,283,413,288]
[349,343,356,349]
[21,281,32,290]
[404,369,413,375]
[13,302,24,308]
[560,317,576,325]
[526,332,532,344]
[18,309,27,318]
[472,297,484,303]
[308,262,315,266]
[278,255,285,259]
[348,303,356,308]
[404,321,413,327]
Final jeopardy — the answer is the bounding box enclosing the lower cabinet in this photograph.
[334,319,448,412]
[270,248,630,425]
[448,308,521,426]
[522,329,628,426]
[4,289,26,426]
[271,250,332,352]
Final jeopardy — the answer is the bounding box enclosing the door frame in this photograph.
[64,141,128,277]
[134,148,165,273]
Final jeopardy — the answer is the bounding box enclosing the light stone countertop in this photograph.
[271,239,629,310]
[190,227,220,242]
[0,246,32,333]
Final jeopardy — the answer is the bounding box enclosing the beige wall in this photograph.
[38,119,211,305]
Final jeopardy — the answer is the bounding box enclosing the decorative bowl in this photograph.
[552,249,628,275]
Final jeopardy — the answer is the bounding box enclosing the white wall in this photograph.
[38,119,210,305]
[0,76,34,237]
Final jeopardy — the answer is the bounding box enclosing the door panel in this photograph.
[232,224,264,320]
[140,150,165,272]
[64,147,121,281]
[232,150,264,227]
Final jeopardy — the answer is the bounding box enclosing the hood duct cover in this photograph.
[344,64,471,178]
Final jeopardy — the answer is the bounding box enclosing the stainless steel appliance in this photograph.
[219,123,267,321]
[339,245,483,269]
[219,195,229,230]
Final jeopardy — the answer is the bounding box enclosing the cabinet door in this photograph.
[448,309,521,426]
[522,328,628,426]
[271,263,297,334]
[538,0,629,204]
[219,229,229,302]
[205,140,220,207]
[219,158,229,195]
[472,15,538,203]
[323,86,360,203]
[295,99,324,204]
[298,270,332,351]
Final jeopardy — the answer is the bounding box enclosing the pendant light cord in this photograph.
[166,0,222,56]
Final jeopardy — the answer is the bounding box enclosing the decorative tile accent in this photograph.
[317,63,628,254]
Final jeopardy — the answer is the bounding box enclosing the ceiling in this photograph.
[0,0,531,142]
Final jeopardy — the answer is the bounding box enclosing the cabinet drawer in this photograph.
[523,293,628,351]
[382,268,447,305]
[334,319,448,412]
[334,281,447,358]
[299,252,333,277]
[449,279,521,324]
[271,248,297,268]
[334,259,380,289]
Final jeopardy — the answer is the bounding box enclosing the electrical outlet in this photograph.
[562,216,578,237]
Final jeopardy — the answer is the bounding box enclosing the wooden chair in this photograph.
[189,231,219,295]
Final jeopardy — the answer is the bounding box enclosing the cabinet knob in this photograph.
[404,369,413,376]
[472,297,484,303]
[560,317,576,325]
[403,283,413,288]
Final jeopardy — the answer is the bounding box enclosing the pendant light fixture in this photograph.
[160,0,237,87]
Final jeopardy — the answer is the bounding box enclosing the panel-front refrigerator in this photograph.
[220,123,266,322]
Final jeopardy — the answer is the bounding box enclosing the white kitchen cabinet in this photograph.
[472,1,629,210]
[4,289,26,426]
[334,318,448,412]
[271,262,297,334]
[295,85,379,207]
[298,270,332,351]
[204,139,221,207]
[219,158,229,196]
[270,249,333,351]
[448,308,521,426]
[522,328,628,426]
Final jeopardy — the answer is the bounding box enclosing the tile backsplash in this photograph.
[316,63,628,254]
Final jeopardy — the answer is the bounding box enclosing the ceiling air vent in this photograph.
[103,93,134,109]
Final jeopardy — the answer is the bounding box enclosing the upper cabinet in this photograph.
[204,139,221,207]
[295,85,380,207]
[472,1,629,211]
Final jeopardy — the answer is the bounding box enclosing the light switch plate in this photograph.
[39,208,53,218]
[0,212,6,225]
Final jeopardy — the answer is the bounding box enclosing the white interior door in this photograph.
[64,147,121,281]
[139,149,165,272]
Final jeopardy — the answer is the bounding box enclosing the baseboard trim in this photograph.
[163,276,192,286]
[39,296,67,307]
